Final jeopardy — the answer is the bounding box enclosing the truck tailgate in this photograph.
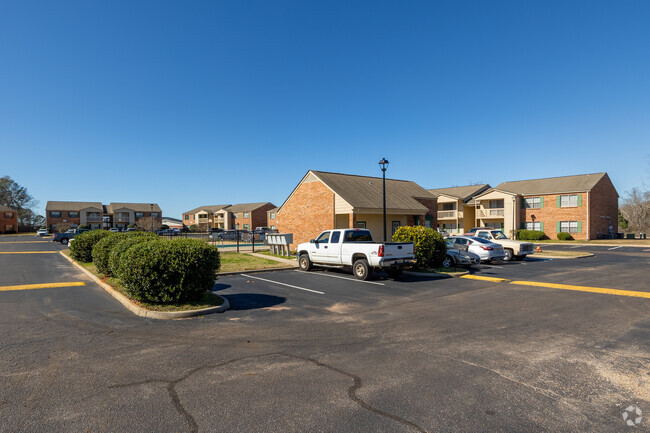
[382,242,414,259]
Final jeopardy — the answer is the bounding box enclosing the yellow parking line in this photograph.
[460,275,510,283]
[0,251,58,254]
[0,282,86,292]
[509,281,650,299]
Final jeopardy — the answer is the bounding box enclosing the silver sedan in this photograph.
[448,235,506,262]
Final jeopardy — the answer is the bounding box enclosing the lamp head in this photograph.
[378,158,389,171]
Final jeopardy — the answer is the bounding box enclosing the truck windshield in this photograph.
[343,230,373,242]
[491,231,509,240]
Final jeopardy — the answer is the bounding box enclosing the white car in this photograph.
[36,229,49,237]
[448,236,505,262]
[109,228,120,233]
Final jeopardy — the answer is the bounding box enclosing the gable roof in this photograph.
[183,204,231,215]
[109,203,162,213]
[493,173,609,195]
[0,204,15,212]
[46,201,103,211]
[284,170,434,212]
[227,202,275,213]
[428,184,491,202]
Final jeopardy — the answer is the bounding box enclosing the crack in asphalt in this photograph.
[109,351,428,433]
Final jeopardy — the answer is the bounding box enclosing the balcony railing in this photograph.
[438,210,457,219]
[477,208,504,218]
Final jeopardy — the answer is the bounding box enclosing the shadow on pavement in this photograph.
[223,293,286,311]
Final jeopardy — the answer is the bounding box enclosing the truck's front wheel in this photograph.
[299,254,312,271]
[61,238,68,245]
[353,259,370,280]
[503,248,513,261]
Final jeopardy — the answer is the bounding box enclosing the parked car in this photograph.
[156,229,179,236]
[52,228,89,245]
[448,235,505,262]
[109,228,120,233]
[125,227,136,232]
[464,227,495,236]
[297,229,416,280]
[442,239,481,268]
[473,229,534,261]
[36,229,49,237]
[210,229,239,241]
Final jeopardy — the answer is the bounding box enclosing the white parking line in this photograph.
[481,265,503,269]
[240,274,325,295]
[608,246,623,250]
[294,270,385,285]
[569,245,583,249]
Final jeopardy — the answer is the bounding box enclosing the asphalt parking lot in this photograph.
[1,235,648,432]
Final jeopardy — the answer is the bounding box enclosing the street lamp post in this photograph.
[378,158,389,242]
[150,204,154,232]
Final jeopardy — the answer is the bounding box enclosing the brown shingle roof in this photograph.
[493,173,608,195]
[0,204,15,212]
[428,184,491,201]
[46,201,103,211]
[227,202,275,213]
[183,204,231,215]
[312,171,434,211]
[109,203,162,213]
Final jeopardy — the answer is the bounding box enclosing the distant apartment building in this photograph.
[427,184,491,234]
[267,207,279,231]
[182,202,276,231]
[45,201,162,231]
[0,205,18,233]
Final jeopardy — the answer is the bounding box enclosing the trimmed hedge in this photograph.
[69,230,111,263]
[392,225,446,269]
[557,232,574,241]
[108,233,157,276]
[116,238,221,303]
[517,229,547,241]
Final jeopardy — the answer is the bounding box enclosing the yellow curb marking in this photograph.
[460,275,510,283]
[0,282,86,292]
[509,281,650,299]
[0,251,58,254]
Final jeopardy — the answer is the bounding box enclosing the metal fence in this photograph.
[157,230,268,253]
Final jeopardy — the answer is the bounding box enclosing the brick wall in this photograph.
[267,211,278,229]
[276,180,335,248]
[46,211,81,231]
[0,209,18,233]
[415,197,438,227]
[589,174,619,239]
[251,204,276,229]
[519,193,589,240]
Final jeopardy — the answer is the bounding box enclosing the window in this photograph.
[68,211,79,218]
[525,197,542,209]
[49,211,61,218]
[356,221,366,228]
[151,212,160,218]
[344,230,373,242]
[243,212,250,218]
[442,203,455,211]
[5,224,14,231]
[198,214,207,219]
[392,221,401,235]
[526,222,542,231]
[330,231,341,243]
[184,215,189,220]
[559,195,579,208]
[269,212,276,219]
[243,224,250,230]
[4,212,13,218]
[135,212,144,218]
[270,225,276,230]
[560,221,580,233]
[316,231,330,243]
[233,213,238,218]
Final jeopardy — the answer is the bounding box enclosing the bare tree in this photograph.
[620,187,650,232]
[0,176,40,230]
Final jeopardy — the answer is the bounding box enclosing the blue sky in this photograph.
[1,1,649,218]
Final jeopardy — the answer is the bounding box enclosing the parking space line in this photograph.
[0,241,52,244]
[240,274,325,295]
[509,281,650,299]
[569,245,583,249]
[607,246,623,250]
[460,275,510,283]
[0,282,86,292]
[294,270,385,285]
[0,251,58,254]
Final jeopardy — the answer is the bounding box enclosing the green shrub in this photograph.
[78,224,90,230]
[189,224,199,232]
[108,233,157,276]
[517,229,547,241]
[556,232,573,241]
[92,232,128,275]
[69,230,111,262]
[116,238,221,303]
[392,225,446,269]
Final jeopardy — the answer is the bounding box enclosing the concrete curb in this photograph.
[533,253,595,259]
[59,251,230,320]
[403,269,470,278]
[537,242,649,248]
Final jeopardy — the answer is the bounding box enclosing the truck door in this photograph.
[325,230,342,264]
[311,231,331,263]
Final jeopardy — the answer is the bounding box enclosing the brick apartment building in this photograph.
[427,184,491,234]
[0,205,18,233]
[267,207,279,231]
[275,170,437,247]
[471,172,618,240]
[182,203,276,231]
[46,201,162,231]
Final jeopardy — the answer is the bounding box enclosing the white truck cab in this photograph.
[297,229,416,280]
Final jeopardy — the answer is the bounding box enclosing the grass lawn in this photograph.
[256,250,296,260]
[62,250,224,312]
[220,252,293,273]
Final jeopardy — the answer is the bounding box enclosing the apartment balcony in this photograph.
[477,208,504,218]
[114,218,131,223]
[438,210,463,219]
[86,216,103,222]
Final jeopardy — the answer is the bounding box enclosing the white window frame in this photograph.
[526,222,541,231]
[560,221,578,233]
[525,197,541,209]
[560,195,578,208]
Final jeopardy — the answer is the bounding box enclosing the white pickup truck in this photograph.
[473,229,535,261]
[296,229,416,280]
